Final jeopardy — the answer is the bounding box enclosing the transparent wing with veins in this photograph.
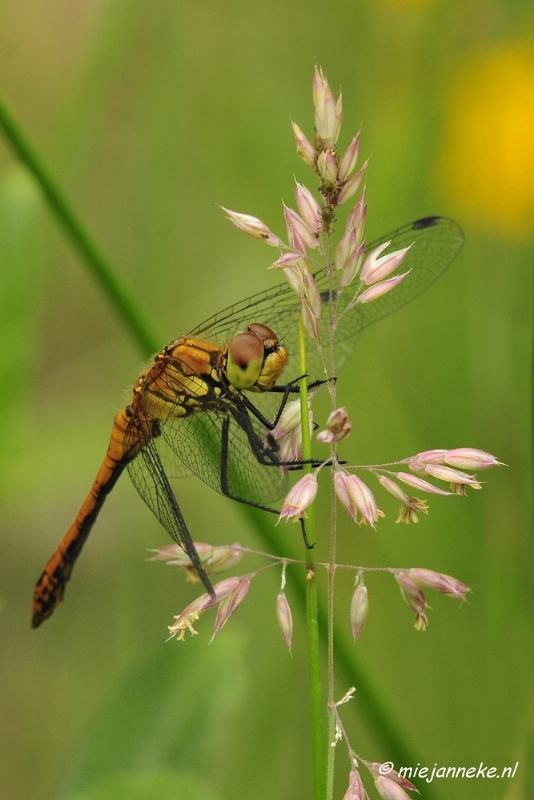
[189,216,464,384]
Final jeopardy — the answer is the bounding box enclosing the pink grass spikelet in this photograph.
[271,398,313,468]
[408,568,470,601]
[295,181,323,234]
[339,241,365,288]
[347,188,367,243]
[313,65,340,146]
[301,297,320,339]
[276,592,293,652]
[287,222,307,255]
[350,578,369,640]
[272,397,305,441]
[377,475,429,523]
[357,271,411,304]
[370,765,417,792]
[292,121,316,169]
[395,571,429,630]
[149,543,193,561]
[282,265,305,295]
[360,239,390,280]
[415,449,448,464]
[377,475,410,503]
[168,577,240,641]
[317,407,352,443]
[343,770,366,800]
[334,472,383,527]
[276,425,305,466]
[211,576,251,640]
[270,252,305,269]
[150,541,243,581]
[301,264,323,319]
[317,148,338,190]
[338,133,361,182]
[397,472,451,496]
[335,228,357,272]
[375,776,414,800]
[220,207,280,246]
[283,204,320,250]
[360,241,412,286]
[424,463,482,494]
[279,474,318,522]
[337,160,368,205]
[333,94,343,146]
[444,447,502,469]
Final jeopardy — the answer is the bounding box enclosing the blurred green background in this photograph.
[0,1,532,799]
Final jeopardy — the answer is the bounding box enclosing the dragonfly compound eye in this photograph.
[247,323,278,348]
[226,332,265,389]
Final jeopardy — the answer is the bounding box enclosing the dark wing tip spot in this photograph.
[412,216,442,230]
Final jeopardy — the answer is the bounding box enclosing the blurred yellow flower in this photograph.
[439,43,534,240]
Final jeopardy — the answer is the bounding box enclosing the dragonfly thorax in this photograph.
[225,323,287,393]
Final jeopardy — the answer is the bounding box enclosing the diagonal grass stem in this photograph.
[0,87,158,358]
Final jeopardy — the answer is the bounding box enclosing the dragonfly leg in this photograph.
[231,404,324,471]
[220,417,317,555]
[242,376,331,431]
[241,378,299,430]
[300,518,315,549]
[219,416,281,514]
[268,376,332,394]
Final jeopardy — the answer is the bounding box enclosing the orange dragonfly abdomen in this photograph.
[31,407,145,628]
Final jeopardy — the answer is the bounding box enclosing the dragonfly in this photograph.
[32,216,463,627]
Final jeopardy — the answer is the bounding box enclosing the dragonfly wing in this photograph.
[318,216,464,371]
[154,440,194,480]
[154,217,463,505]
[189,217,463,381]
[127,436,213,592]
[160,410,288,506]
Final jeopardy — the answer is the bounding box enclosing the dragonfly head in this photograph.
[225,323,288,393]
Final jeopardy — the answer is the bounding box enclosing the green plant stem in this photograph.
[299,317,326,800]
[0,87,158,358]
[325,260,338,800]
